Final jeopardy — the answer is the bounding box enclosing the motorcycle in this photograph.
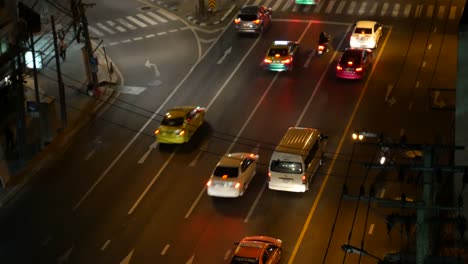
[317,32,331,55]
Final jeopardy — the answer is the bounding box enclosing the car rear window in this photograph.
[161,117,184,126]
[341,53,361,66]
[231,256,259,264]
[354,27,372,34]
[268,48,288,57]
[238,14,258,21]
[270,160,303,174]
[214,166,239,178]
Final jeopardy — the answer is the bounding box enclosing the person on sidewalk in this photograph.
[59,39,67,62]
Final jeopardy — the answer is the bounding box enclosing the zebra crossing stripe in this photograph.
[96,22,115,34]
[156,8,178,21]
[369,2,377,15]
[252,0,262,5]
[264,0,273,8]
[117,18,137,30]
[403,4,411,18]
[304,5,312,12]
[380,3,389,16]
[449,6,457,20]
[414,4,422,18]
[426,5,434,18]
[292,4,299,12]
[137,14,158,25]
[336,1,346,14]
[107,20,126,32]
[347,1,356,15]
[437,6,445,20]
[282,0,294,12]
[313,1,324,13]
[271,0,283,11]
[358,1,367,15]
[392,3,400,17]
[146,11,168,23]
[325,0,336,14]
[127,16,147,27]
[87,26,104,37]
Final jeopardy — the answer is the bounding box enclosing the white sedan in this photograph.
[350,20,383,49]
[207,153,259,198]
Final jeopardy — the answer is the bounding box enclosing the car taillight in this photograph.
[253,19,260,24]
[155,129,160,135]
[268,172,271,181]
[234,18,241,24]
[302,175,306,184]
[281,58,291,64]
[179,130,185,136]
[234,182,241,189]
[336,65,343,71]
[318,45,325,51]
[207,180,212,186]
[356,67,363,72]
[264,58,272,64]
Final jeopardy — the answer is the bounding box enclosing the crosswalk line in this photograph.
[380,3,389,16]
[117,18,137,30]
[437,6,446,20]
[96,22,115,34]
[156,8,178,21]
[107,20,126,32]
[403,4,411,18]
[426,5,434,18]
[358,1,367,15]
[336,1,346,14]
[292,4,299,12]
[347,1,356,15]
[392,3,400,17]
[264,0,273,7]
[271,0,283,11]
[325,0,336,14]
[449,6,457,20]
[282,0,294,12]
[414,4,422,18]
[313,2,324,13]
[137,14,158,25]
[252,0,262,5]
[369,2,377,15]
[127,16,147,27]
[87,26,104,37]
[304,5,312,12]
[146,11,168,23]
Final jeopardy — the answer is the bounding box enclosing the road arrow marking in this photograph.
[186,255,194,264]
[145,59,161,77]
[120,249,134,264]
[57,246,73,264]
[138,141,159,164]
[217,46,232,64]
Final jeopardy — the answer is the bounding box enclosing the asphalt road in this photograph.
[0,0,460,263]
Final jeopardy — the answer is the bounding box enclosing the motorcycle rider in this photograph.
[319,32,331,44]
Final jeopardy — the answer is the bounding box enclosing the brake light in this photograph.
[356,67,362,72]
[268,172,271,181]
[179,130,185,136]
[234,183,241,189]
[347,61,353,66]
[155,129,160,135]
[234,18,241,24]
[281,58,291,64]
[302,175,306,184]
[253,19,260,24]
[336,65,343,71]
[207,180,212,186]
[318,45,325,51]
[264,58,272,63]
[275,54,280,58]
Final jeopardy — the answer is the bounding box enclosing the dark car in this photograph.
[234,5,272,34]
[336,48,373,79]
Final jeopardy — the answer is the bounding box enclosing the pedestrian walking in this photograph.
[4,126,14,153]
[59,39,67,61]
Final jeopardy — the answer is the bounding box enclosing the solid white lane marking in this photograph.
[437,6,446,20]
[427,5,434,18]
[336,1,346,14]
[157,32,167,36]
[101,240,111,250]
[325,0,336,14]
[358,2,367,15]
[156,9,178,21]
[380,3,389,16]
[147,11,168,23]
[161,244,170,255]
[244,181,267,223]
[146,34,156,38]
[137,13,158,25]
[288,26,393,264]
[282,0,294,12]
[224,249,232,260]
[88,25,104,37]
[392,3,400,17]
[379,188,386,198]
[97,22,115,34]
[272,0,283,11]
[414,4,422,18]
[449,6,457,20]
[368,224,375,235]
[347,1,356,15]
[120,249,134,264]
[127,16,147,27]
[403,4,411,17]
[369,2,377,15]
[117,18,137,30]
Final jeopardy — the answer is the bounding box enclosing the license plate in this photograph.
[346,68,354,72]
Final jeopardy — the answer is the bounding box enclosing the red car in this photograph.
[336,48,373,79]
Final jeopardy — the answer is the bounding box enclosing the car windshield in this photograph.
[238,14,257,21]
[161,117,184,126]
[354,27,372,34]
[213,166,239,178]
[231,256,259,264]
[270,160,303,174]
[268,48,288,57]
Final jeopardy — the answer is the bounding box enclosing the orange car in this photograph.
[231,236,282,264]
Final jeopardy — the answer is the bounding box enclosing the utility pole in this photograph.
[51,16,67,129]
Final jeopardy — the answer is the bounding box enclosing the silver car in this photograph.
[234,5,272,34]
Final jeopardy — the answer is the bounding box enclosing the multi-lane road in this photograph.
[0,0,460,263]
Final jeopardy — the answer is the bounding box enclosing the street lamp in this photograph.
[341,244,383,262]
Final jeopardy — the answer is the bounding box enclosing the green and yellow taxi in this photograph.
[263,40,300,72]
[154,106,205,144]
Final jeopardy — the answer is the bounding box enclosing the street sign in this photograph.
[208,0,216,10]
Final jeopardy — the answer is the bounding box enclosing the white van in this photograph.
[268,127,326,192]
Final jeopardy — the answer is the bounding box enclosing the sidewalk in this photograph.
[0,32,120,207]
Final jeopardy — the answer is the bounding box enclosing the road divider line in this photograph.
[84,149,96,160]
[101,240,111,250]
[368,224,375,235]
[288,26,393,264]
[137,141,159,164]
[224,249,232,260]
[244,181,267,223]
[303,50,315,68]
[379,188,386,198]
[161,244,170,255]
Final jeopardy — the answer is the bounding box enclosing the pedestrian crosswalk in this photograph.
[88,9,178,37]
[244,0,462,20]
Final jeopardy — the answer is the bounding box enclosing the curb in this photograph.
[186,4,237,26]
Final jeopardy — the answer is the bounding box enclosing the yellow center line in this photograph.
[288,26,393,264]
